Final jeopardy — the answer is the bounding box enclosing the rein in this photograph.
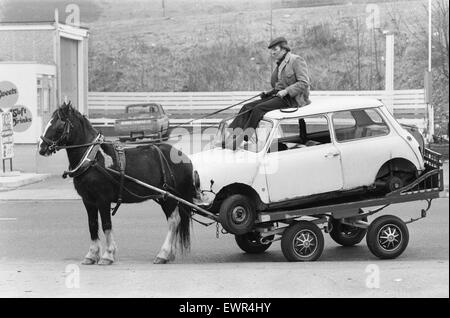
[169,93,261,131]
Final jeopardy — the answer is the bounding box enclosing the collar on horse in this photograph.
[62,134,105,178]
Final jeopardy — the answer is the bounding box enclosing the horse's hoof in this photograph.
[153,257,168,264]
[98,258,114,266]
[81,257,98,265]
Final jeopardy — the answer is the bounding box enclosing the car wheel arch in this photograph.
[211,183,264,213]
[375,158,419,181]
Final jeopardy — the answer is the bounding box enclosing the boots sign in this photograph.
[0,81,33,133]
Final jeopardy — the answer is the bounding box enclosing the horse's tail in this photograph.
[177,200,192,253]
[176,176,195,253]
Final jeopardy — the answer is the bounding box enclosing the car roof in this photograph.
[126,103,161,107]
[264,96,384,120]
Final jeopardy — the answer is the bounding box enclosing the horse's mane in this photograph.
[54,104,95,131]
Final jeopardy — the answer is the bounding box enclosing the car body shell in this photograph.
[114,103,170,137]
[189,97,425,206]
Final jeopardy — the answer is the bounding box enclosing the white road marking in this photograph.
[0,218,17,221]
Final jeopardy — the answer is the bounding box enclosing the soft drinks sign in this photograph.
[10,105,33,132]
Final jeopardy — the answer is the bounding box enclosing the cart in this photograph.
[114,147,445,261]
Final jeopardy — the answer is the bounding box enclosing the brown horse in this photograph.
[38,102,196,264]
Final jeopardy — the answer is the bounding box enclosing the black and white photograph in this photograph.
[0,0,448,302]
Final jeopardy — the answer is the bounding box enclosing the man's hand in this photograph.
[260,90,275,99]
[276,89,288,98]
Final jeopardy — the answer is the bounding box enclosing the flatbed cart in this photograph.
[113,147,445,262]
[232,148,446,261]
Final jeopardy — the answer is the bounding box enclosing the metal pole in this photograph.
[427,0,434,141]
[428,0,432,73]
[270,0,273,41]
[385,32,394,114]
[270,0,273,73]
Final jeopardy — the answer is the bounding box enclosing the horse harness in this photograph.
[56,133,178,216]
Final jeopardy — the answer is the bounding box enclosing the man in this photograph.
[225,36,311,149]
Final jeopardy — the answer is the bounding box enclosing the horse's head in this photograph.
[38,101,76,156]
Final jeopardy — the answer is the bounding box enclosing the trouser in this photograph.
[228,96,289,132]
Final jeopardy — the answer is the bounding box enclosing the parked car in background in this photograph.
[114,103,170,141]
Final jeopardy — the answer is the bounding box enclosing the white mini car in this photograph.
[190,97,425,235]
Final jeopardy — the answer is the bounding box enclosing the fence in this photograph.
[88,89,431,136]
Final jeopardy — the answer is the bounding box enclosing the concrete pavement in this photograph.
[0,199,448,297]
[1,260,447,297]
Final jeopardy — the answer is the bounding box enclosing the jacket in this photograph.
[270,52,310,107]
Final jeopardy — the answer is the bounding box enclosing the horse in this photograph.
[38,101,196,265]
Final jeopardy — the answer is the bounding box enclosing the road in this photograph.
[0,195,448,298]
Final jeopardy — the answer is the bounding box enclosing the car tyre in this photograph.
[329,218,367,247]
[366,215,409,259]
[219,194,256,235]
[281,221,324,262]
[235,232,274,254]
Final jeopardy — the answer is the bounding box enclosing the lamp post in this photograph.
[428,0,432,74]
[384,30,394,114]
[425,0,434,141]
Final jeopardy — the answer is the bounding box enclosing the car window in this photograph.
[127,105,161,115]
[333,108,390,142]
[269,115,331,152]
[213,119,273,153]
[157,104,166,115]
[242,120,273,152]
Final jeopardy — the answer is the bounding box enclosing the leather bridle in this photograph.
[40,110,73,153]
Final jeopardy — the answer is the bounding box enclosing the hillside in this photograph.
[0,0,448,115]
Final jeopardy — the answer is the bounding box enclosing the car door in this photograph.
[263,115,344,203]
[331,108,396,190]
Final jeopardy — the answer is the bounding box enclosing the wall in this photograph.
[0,29,55,64]
[0,63,56,143]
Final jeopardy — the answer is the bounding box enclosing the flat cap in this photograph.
[268,36,288,49]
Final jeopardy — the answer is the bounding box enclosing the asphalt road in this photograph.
[0,197,448,298]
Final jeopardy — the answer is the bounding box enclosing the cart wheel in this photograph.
[219,194,256,235]
[281,221,324,262]
[329,218,367,247]
[366,215,409,259]
[235,232,274,254]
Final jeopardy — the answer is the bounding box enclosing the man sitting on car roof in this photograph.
[225,36,311,150]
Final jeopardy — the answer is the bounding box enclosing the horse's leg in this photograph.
[154,205,181,264]
[98,203,117,265]
[81,200,101,265]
